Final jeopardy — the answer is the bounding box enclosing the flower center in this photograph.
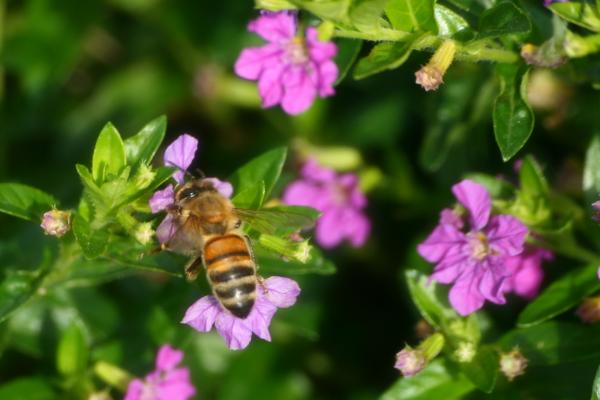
[469,232,491,261]
[331,182,350,206]
[284,37,309,65]
[140,382,157,400]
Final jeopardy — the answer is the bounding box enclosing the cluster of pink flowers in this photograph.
[282,159,371,249]
[418,180,552,315]
[125,345,195,400]
[234,11,338,115]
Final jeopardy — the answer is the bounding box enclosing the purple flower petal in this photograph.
[124,379,144,400]
[504,247,551,299]
[155,345,184,371]
[300,159,336,183]
[452,180,491,230]
[263,276,301,307]
[164,134,199,183]
[156,368,196,400]
[478,265,507,304]
[449,271,486,316]
[156,215,178,244]
[439,208,464,229]
[417,224,466,263]
[215,314,253,350]
[258,62,286,108]
[202,177,234,198]
[316,59,338,97]
[315,207,347,248]
[248,12,297,44]
[281,66,318,115]
[181,295,221,332]
[282,180,327,211]
[245,297,276,341]
[149,185,175,213]
[486,215,528,256]
[306,27,337,62]
[234,44,283,80]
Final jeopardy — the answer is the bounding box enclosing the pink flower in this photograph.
[234,11,338,115]
[148,134,233,243]
[544,0,568,6]
[394,347,426,377]
[124,345,195,400]
[417,180,528,316]
[182,276,300,350]
[40,209,71,237]
[282,159,370,249]
[503,246,553,300]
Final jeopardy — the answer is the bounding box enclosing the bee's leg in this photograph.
[184,256,204,281]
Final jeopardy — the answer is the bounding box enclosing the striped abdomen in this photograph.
[204,234,256,319]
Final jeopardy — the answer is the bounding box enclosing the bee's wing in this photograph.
[161,214,204,256]
[234,205,318,236]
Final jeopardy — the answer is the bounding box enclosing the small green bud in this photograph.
[454,341,476,363]
[415,40,456,91]
[258,234,311,263]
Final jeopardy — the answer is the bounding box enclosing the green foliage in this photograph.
[353,34,423,79]
[550,1,600,32]
[385,0,437,33]
[493,64,534,162]
[478,2,531,38]
[0,184,57,222]
[592,364,600,400]
[518,264,600,327]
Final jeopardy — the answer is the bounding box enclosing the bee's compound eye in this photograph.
[180,188,200,200]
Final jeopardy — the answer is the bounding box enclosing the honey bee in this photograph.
[162,178,313,319]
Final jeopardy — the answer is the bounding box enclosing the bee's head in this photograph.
[174,179,217,203]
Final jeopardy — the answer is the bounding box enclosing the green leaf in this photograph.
[518,264,600,327]
[385,0,437,33]
[519,156,549,198]
[75,164,105,205]
[501,321,600,365]
[0,183,56,221]
[405,269,457,329]
[380,359,474,400]
[92,122,126,183]
[592,364,600,400]
[0,377,57,400]
[459,346,498,393]
[0,270,44,324]
[72,214,109,259]
[479,2,531,38]
[353,35,423,80]
[289,0,350,22]
[335,39,362,84]
[550,1,600,32]
[124,115,166,168]
[434,4,469,37]
[232,181,266,210]
[583,135,600,206]
[255,0,296,10]
[56,323,88,376]
[349,0,388,33]
[229,147,287,207]
[493,64,534,162]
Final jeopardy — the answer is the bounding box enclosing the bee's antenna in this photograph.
[195,169,206,178]
[185,170,195,179]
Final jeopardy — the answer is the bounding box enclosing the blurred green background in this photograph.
[1,0,600,399]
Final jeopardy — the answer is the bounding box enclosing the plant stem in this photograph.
[333,29,519,64]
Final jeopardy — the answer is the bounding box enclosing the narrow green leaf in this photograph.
[289,0,350,22]
[550,1,600,32]
[353,35,423,79]
[0,183,56,221]
[0,377,57,400]
[479,2,531,38]
[519,156,549,199]
[518,264,600,327]
[229,147,287,207]
[75,164,105,205]
[493,64,534,162]
[380,359,474,400]
[72,214,109,259]
[459,346,498,393]
[0,270,44,323]
[501,321,600,365]
[124,115,167,167]
[349,0,387,33]
[92,122,126,183]
[385,0,437,33]
[405,269,457,329]
[335,39,362,84]
[232,181,266,210]
[583,135,600,205]
[592,364,600,400]
[56,323,88,376]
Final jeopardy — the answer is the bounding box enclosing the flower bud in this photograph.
[258,234,311,263]
[40,209,71,237]
[576,296,600,324]
[394,347,426,377]
[454,341,476,363]
[499,348,528,381]
[134,222,155,245]
[132,163,156,191]
[415,40,456,91]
